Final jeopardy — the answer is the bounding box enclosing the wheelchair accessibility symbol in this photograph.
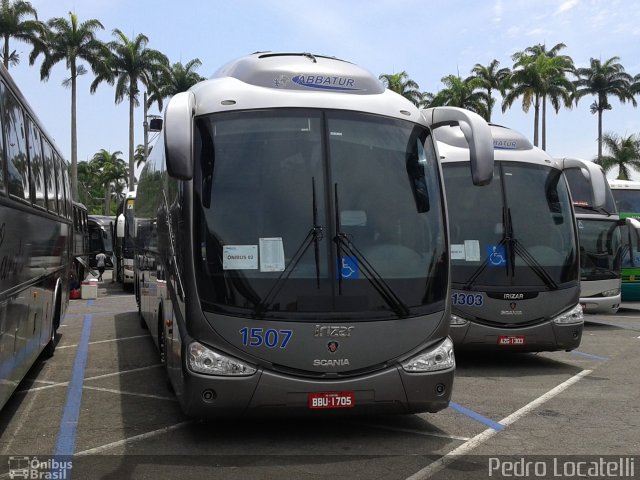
[487,245,506,266]
[339,256,359,279]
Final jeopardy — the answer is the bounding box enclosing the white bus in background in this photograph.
[563,161,623,314]
[133,52,494,417]
[115,189,136,290]
[437,124,606,352]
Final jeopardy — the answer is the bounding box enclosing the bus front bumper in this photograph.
[449,320,583,352]
[177,364,454,419]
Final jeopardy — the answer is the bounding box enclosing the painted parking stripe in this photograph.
[53,313,93,478]
[56,334,150,350]
[354,421,470,441]
[406,369,593,480]
[75,421,195,456]
[448,401,505,431]
[571,350,608,361]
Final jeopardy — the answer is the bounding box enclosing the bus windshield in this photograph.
[577,218,621,280]
[445,162,577,288]
[194,109,447,320]
[612,188,640,214]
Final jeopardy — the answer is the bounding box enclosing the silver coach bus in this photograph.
[438,125,606,352]
[135,52,494,417]
[563,161,623,314]
[0,63,72,410]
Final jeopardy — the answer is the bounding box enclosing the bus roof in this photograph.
[608,178,640,189]
[188,51,422,124]
[435,123,559,168]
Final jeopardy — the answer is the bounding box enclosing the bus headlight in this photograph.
[552,304,584,325]
[600,288,620,297]
[188,341,257,376]
[401,338,455,372]
[450,314,469,326]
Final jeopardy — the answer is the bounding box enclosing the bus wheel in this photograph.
[43,322,56,358]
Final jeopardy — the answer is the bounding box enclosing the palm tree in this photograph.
[573,57,636,161]
[91,148,128,215]
[470,59,510,122]
[0,0,42,69]
[598,132,640,180]
[503,50,546,146]
[90,29,169,191]
[523,43,575,151]
[429,74,489,119]
[31,11,106,201]
[419,91,435,108]
[503,44,574,149]
[147,58,205,112]
[378,71,422,106]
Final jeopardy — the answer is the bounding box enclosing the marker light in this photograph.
[552,304,584,324]
[401,338,455,372]
[450,314,469,326]
[188,342,257,376]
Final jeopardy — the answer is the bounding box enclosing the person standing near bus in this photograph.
[96,250,107,281]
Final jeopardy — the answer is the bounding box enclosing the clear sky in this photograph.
[6,0,640,179]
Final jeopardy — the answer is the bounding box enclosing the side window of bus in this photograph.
[56,155,67,217]
[2,88,29,201]
[63,163,71,218]
[42,140,58,214]
[27,118,46,209]
[0,82,5,192]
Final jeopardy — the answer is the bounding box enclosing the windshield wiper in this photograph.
[463,208,558,291]
[334,183,410,318]
[253,178,323,317]
[576,204,613,215]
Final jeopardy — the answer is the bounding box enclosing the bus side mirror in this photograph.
[561,158,607,209]
[116,214,125,239]
[422,107,494,186]
[149,118,163,132]
[164,91,195,180]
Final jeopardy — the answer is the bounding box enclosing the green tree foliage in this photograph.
[30,11,106,201]
[147,58,205,112]
[0,0,43,68]
[598,132,640,180]
[574,57,636,161]
[378,71,423,106]
[502,43,575,149]
[91,148,128,215]
[470,59,510,122]
[90,29,169,191]
[430,74,489,119]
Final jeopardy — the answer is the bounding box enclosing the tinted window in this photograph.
[27,119,46,208]
[42,140,58,213]
[2,89,29,200]
[0,82,5,191]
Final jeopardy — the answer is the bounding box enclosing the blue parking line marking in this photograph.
[571,350,608,361]
[86,299,95,306]
[54,313,93,476]
[449,401,505,431]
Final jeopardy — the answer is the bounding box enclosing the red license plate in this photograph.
[497,335,526,346]
[308,391,355,409]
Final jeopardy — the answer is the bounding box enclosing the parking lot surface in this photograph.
[1,270,638,479]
